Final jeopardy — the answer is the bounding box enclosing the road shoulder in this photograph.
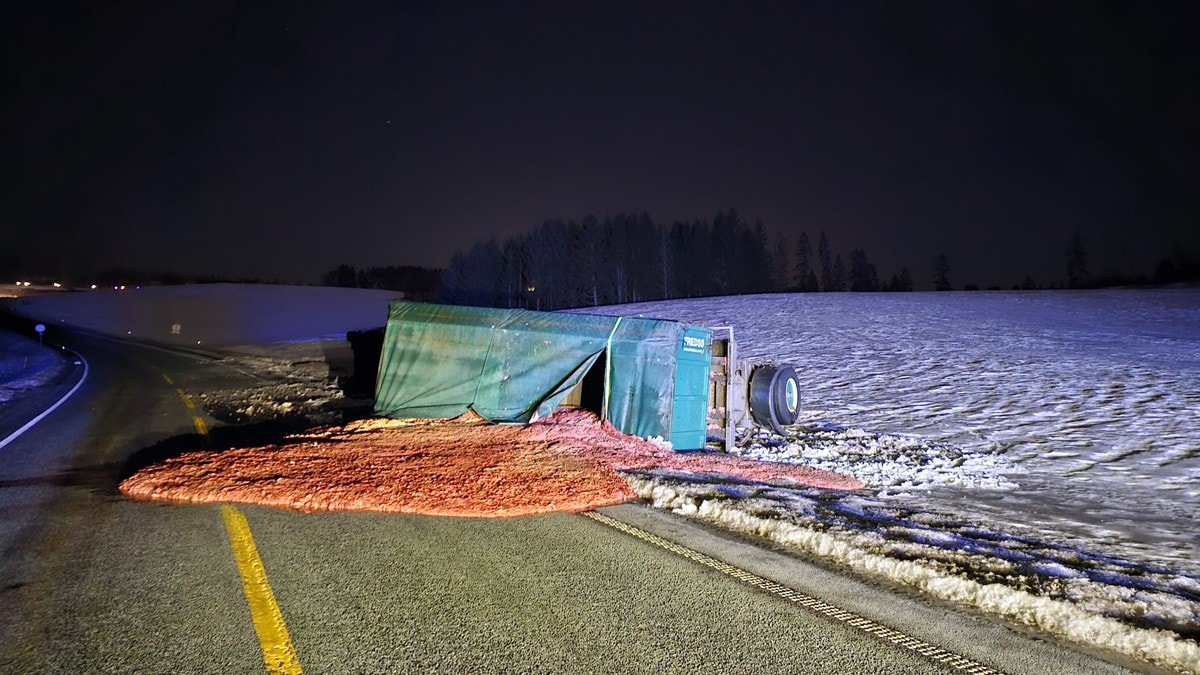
[597,502,1159,675]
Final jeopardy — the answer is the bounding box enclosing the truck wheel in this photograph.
[749,364,800,434]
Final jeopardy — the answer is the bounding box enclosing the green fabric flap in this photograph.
[375,302,614,423]
[373,301,708,444]
[605,317,682,440]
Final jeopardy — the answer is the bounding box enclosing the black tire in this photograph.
[748,364,800,434]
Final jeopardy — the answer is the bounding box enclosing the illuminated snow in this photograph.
[7,284,1200,670]
[0,332,66,406]
[589,289,1200,670]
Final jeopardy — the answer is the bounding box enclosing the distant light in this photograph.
[113,286,119,290]
[135,285,141,290]
[22,281,31,287]
[127,331,132,335]
[52,282,61,288]
[196,340,202,345]
[91,284,97,290]
[119,285,126,290]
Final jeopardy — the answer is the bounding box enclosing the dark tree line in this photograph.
[319,223,1200,308]
[1055,230,1199,290]
[321,264,441,299]
[437,210,915,310]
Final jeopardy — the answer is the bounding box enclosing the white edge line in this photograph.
[0,347,90,451]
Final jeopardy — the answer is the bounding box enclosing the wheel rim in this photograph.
[784,377,799,415]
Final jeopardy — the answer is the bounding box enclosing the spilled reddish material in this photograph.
[119,409,862,517]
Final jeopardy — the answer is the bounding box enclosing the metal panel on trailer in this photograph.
[669,326,713,450]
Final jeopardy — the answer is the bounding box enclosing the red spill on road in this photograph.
[119,409,862,517]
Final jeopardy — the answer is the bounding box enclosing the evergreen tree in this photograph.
[666,220,692,297]
[746,218,773,293]
[933,253,952,291]
[322,264,357,288]
[831,254,846,291]
[710,210,735,294]
[774,231,790,291]
[818,231,833,291]
[688,219,712,297]
[848,248,880,291]
[794,231,818,292]
[897,267,913,292]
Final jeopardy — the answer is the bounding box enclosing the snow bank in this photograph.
[731,422,1018,492]
[624,472,1200,674]
[0,331,66,406]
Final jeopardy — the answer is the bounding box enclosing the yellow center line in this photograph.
[176,388,196,409]
[221,505,304,675]
[156,367,211,445]
[158,365,296,671]
[171,388,209,441]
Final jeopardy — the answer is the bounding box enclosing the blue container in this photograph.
[670,326,713,450]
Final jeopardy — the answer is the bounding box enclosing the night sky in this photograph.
[5,1,1199,288]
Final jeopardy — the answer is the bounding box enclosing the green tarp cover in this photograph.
[374,301,689,440]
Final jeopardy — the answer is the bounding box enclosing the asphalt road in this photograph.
[0,329,1154,673]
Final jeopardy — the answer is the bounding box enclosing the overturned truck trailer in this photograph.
[373,301,799,450]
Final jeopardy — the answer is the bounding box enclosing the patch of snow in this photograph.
[623,471,1200,673]
[729,423,1019,491]
[644,435,673,451]
[0,331,67,406]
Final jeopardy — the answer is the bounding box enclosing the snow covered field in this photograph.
[583,289,1200,671]
[2,283,398,347]
[4,285,1199,670]
[584,290,1200,553]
